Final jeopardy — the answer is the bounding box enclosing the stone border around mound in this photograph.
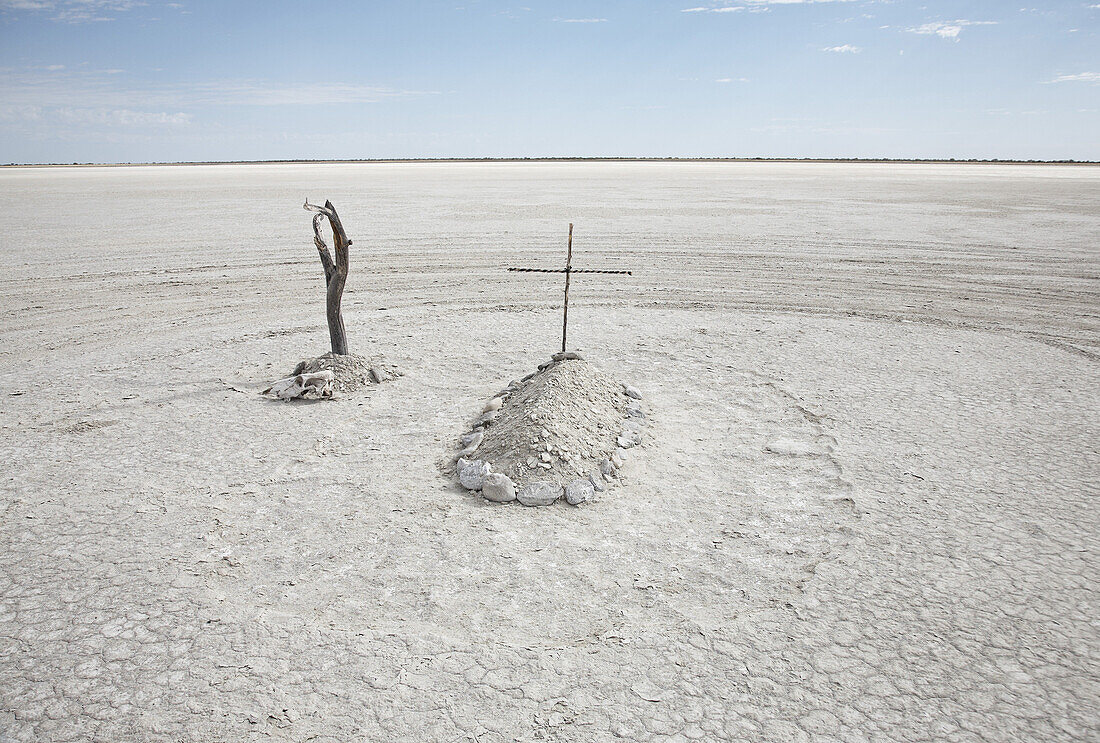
[455,352,647,507]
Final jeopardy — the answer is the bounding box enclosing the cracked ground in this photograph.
[1,162,1097,742]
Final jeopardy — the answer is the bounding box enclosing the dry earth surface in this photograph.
[0,162,1097,742]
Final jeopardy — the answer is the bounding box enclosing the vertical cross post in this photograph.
[561,223,573,353]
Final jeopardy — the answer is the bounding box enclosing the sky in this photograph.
[0,0,1097,163]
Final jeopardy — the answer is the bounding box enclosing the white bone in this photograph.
[263,370,335,400]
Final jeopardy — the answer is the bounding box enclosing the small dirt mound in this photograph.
[455,355,647,506]
[292,352,401,394]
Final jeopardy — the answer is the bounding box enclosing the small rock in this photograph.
[588,471,607,492]
[369,367,388,384]
[526,456,536,467]
[540,428,550,439]
[540,452,552,463]
[482,473,517,503]
[474,410,499,428]
[565,479,594,506]
[625,402,646,420]
[457,458,491,491]
[552,351,584,362]
[610,451,624,469]
[537,462,552,469]
[623,384,642,400]
[517,482,562,507]
[616,435,635,449]
[483,397,504,413]
[599,458,616,476]
[459,431,483,456]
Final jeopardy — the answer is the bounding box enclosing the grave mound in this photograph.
[264,352,402,399]
[455,354,646,506]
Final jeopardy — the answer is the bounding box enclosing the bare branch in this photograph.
[312,212,335,284]
[302,198,351,356]
[303,198,335,219]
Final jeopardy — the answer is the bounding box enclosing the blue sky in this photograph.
[0,0,1097,163]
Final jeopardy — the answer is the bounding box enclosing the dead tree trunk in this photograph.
[303,199,351,356]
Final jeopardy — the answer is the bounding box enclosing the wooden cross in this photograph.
[509,223,632,353]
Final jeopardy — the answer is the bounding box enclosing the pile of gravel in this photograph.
[455,352,646,507]
[291,352,402,394]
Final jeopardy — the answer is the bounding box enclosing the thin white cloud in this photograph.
[555,17,607,23]
[0,104,189,127]
[0,0,145,22]
[715,77,748,82]
[0,68,435,108]
[181,81,429,106]
[907,20,997,40]
[55,107,191,126]
[823,44,861,53]
[1047,72,1100,83]
[683,1,855,14]
[0,104,43,122]
[0,0,54,8]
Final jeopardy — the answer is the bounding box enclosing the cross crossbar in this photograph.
[508,223,633,353]
[508,268,632,275]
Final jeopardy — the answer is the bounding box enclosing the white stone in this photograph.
[623,384,642,400]
[517,482,562,507]
[565,479,594,506]
[588,471,607,492]
[481,473,517,503]
[457,458,490,491]
[459,430,483,456]
[482,397,504,413]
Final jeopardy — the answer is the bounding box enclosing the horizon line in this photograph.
[3,156,1098,168]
